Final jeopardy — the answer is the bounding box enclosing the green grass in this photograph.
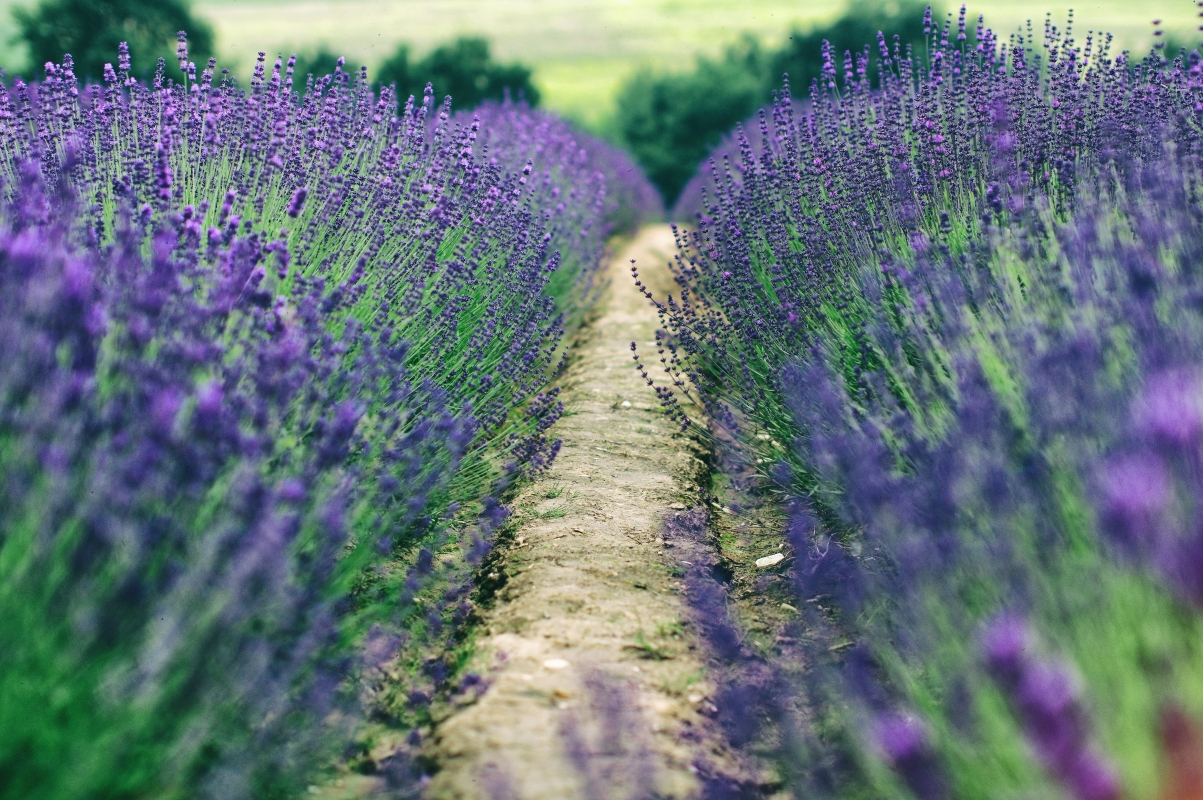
[0,0,1189,128]
[627,628,672,660]
[534,505,569,519]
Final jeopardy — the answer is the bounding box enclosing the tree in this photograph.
[377,37,539,109]
[290,49,345,86]
[376,45,411,97]
[15,0,214,82]
[611,2,936,205]
[770,0,930,97]
[616,40,766,207]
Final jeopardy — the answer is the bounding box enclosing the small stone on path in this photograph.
[542,658,570,670]
[755,553,785,568]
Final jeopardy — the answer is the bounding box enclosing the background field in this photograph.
[0,0,1193,127]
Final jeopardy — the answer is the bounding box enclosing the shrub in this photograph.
[769,0,930,98]
[644,6,1203,796]
[378,37,540,110]
[0,40,655,798]
[13,0,214,81]
[462,102,662,344]
[614,36,767,208]
[613,1,934,207]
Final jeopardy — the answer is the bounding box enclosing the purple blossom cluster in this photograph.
[982,617,1121,800]
[1100,367,1203,608]
[759,158,1203,795]
[654,9,1201,450]
[468,101,662,237]
[0,38,657,798]
[670,98,807,222]
[465,101,663,318]
[639,5,1203,797]
[872,713,948,800]
[0,154,416,798]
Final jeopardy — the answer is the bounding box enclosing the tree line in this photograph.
[13,0,538,109]
[15,0,934,205]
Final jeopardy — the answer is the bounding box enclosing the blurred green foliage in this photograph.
[614,0,932,205]
[290,48,344,84]
[377,37,540,109]
[14,0,214,81]
[616,36,766,211]
[770,0,929,96]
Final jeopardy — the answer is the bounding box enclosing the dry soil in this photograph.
[421,225,738,800]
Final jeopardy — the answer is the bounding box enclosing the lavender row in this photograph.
[0,41,658,799]
[643,6,1203,798]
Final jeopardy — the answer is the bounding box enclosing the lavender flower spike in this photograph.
[873,713,949,800]
[982,616,1122,800]
[287,186,308,217]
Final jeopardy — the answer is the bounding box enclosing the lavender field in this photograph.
[4,2,1203,799]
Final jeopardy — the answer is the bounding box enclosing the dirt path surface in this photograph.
[423,225,731,799]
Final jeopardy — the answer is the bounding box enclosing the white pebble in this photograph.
[621,400,632,408]
[755,553,785,568]
[543,658,570,669]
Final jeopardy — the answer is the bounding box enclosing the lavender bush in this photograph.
[645,6,1203,797]
[670,97,807,222]
[0,39,656,798]
[465,100,663,318]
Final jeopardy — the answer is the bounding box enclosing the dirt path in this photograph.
[422,225,733,799]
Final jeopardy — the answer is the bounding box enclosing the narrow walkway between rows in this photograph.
[424,226,731,799]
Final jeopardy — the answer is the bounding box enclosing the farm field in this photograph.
[8,1,1203,799]
[0,0,1195,125]
[124,0,1203,124]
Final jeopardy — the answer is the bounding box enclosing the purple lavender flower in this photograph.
[0,40,658,798]
[639,8,1203,798]
[982,617,1122,800]
[873,713,949,800]
[1135,369,1203,449]
[286,186,308,217]
[1099,453,1170,554]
